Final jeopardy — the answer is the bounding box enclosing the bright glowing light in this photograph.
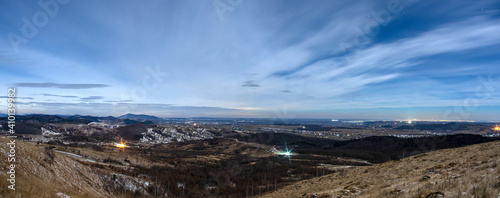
[407,120,412,124]
[274,151,293,156]
[116,143,126,148]
[271,140,294,165]
[494,125,500,131]
[115,139,127,149]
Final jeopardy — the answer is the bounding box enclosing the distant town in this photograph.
[2,114,499,147]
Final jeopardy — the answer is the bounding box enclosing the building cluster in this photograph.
[140,127,216,144]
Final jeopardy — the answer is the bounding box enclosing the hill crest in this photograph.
[261,140,500,198]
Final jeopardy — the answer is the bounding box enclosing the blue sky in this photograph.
[0,0,499,120]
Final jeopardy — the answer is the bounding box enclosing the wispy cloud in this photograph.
[253,17,500,109]
[13,83,110,89]
[11,101,242,117]
[104,100,133,103]
[241,80,260,87]
[36,94,78,98]
[0,96,33,100]
[80,96,103,101]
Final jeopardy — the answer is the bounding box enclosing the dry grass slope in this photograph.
[0,136,110,198]
[1,134,499,198]
[261,140,500,198]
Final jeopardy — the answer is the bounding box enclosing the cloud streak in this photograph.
[241,80,260,87]
[252,16,500,109]
[13,83,110,89]
[12,101,243,117]
[80,96,104,101]
[37,94,78,98]
[0,96,33,100]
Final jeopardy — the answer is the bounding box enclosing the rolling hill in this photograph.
[1,133,499,197]
[261,140,500,198]
[0,136,149,197]
[118,113,163,121]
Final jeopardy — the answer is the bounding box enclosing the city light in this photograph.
[271,140,294,164]
[115,139,127,149]
[116,143,126,148]
[494,125,500,132]
[275,151,293,156]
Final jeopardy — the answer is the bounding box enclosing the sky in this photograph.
[0,0,500,120]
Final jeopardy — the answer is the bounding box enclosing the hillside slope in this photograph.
[0,136,110,197]
[261,140,500,198]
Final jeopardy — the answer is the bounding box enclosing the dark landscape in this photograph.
[1,0,500,197]
[1,114,499,197]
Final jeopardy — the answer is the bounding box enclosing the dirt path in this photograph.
[52,147,128,169]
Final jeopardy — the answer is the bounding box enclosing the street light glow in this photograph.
[115,139,127,149]
[116,143,126,148]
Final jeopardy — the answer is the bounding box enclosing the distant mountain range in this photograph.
[117,113,162,121]
[63,115,119,122]
[57,113,162,122]
[0,113,164,125]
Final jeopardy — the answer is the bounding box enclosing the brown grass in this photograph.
[0,136,110,197]
[261,140,500,198]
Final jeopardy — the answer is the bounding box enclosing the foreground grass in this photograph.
[261,140,500,198]
[0,136,106,198]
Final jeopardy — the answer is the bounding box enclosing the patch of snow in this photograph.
[56,192,71,198]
